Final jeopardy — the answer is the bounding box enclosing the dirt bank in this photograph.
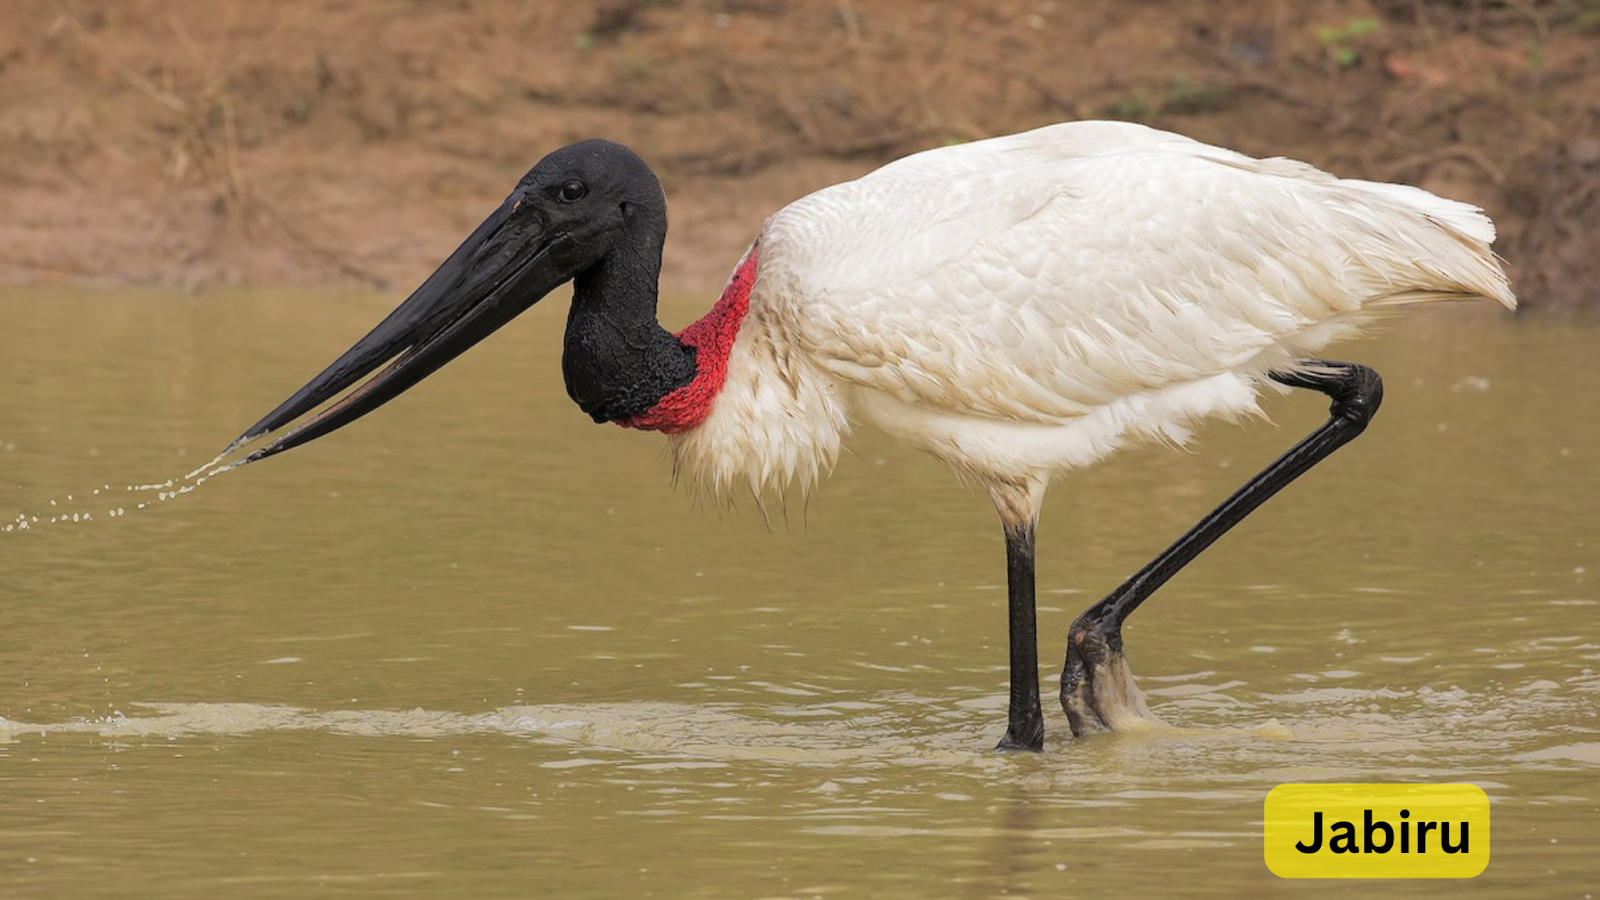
[1,0,1596,309]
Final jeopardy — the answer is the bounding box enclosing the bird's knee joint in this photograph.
[1331,366,1384,425]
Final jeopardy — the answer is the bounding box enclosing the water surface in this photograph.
[2,291,1596,897]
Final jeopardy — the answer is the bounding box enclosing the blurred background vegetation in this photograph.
[0,0,1594,310]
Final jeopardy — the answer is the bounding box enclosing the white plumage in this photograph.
[667,121,1514,518]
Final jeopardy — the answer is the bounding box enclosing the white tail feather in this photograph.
[1334,180,1516,311]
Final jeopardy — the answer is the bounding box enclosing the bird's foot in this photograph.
[994,718,1045,753]
[1060,616,1159,737]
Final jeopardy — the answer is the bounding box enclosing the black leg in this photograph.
[996,521,1045,752]
[1061,360,1384,736]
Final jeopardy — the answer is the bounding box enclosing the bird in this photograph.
[222,121,1515,752]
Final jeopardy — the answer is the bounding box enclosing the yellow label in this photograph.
[1264,784,1489,878]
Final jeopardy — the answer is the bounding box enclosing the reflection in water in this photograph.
[2,292,1598,897]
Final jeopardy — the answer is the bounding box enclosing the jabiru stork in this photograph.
[223,121,1515,752]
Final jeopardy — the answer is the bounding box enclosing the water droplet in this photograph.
[185,450,232,481]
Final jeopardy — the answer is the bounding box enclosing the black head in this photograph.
[224,139,666,465]
[513,139,667,269]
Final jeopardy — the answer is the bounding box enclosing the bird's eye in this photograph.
[558,180,588,203]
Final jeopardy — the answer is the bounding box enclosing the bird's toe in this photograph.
[1061,617,1159,736]
[994,723,1045,753]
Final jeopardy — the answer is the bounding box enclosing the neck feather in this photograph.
[561,219,695,423]
[616,245,760,434]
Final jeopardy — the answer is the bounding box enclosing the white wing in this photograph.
[756,121,1513,424]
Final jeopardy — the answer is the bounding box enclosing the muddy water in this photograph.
[1,290,1596,898]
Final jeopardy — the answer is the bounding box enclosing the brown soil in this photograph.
[1,1,1596,310]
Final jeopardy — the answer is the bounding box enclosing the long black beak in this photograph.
[228,193,575,467]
